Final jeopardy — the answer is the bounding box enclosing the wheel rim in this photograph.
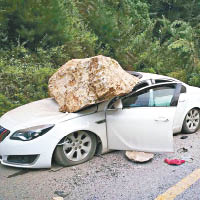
[62,131,92,162]
[186,109,200,131]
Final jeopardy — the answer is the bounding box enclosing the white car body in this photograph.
[129,72,200,133]
[0,72,199,168]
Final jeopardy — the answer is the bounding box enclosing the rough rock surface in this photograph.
[52,197,63,200]
[125,151,154,163]
[48,55,138,112]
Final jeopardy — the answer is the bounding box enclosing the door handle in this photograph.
[155,117,169,122]
[179,99,186,102]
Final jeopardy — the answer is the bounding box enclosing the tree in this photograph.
[76,0,152,67]
[146,0,200,26]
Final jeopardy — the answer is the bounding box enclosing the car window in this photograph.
[154,79,173,84]
[108,81,149,109]
[122,84,177,108]
[180,85,186,93]
[123,89,150,108]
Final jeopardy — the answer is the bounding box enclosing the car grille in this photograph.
[0,125,10,142]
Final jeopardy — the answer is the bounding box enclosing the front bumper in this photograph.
[0,130,59,168]
[0,154,41,168]
[0,153,50,168]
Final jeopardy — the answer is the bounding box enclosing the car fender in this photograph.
[50,111,108,157]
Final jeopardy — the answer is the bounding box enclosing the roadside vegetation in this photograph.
[0,0,200,116]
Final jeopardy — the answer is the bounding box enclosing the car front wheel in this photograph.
[54,131,97,167]
[182,108,200,134]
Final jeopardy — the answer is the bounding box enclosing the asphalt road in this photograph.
[0,130,200,200]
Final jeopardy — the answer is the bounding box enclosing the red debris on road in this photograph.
[164,158,185,165]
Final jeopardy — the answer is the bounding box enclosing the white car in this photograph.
[0,72,199,168]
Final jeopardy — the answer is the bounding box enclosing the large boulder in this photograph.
[48,55,138,112]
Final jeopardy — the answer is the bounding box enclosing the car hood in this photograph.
[0,98,97,131]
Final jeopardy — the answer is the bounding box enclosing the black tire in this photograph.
[182,108,200,134]
[54,131,97,167]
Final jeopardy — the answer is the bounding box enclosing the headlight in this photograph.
[10,124,54,141]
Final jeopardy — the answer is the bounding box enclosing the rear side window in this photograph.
[151,86,175,107]
[180,85,186,93]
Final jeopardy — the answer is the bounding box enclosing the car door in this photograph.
[106,83,182,152]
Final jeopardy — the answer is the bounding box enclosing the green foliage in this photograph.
[76,0,151,66]
[188,65,200,87]
[0,94,16,117]
[0,56,56,116]
[146,0,200,26]
[0,0,98,58]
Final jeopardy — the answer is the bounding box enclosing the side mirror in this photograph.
[113,99,123,109]
[105,98,123,111]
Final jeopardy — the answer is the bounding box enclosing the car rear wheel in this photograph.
[182,108,200,134]
[54,131,97,167]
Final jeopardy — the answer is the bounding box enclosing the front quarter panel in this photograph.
[50,111,108,153]
[0,112,107,168]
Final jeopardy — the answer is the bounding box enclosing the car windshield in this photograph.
[75,104,98,113]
